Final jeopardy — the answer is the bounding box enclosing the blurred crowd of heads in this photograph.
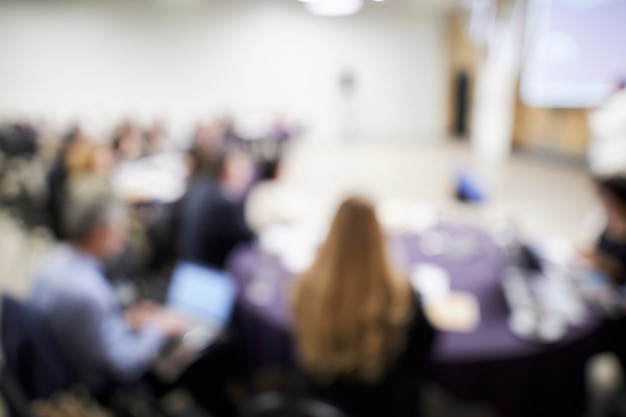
[24,114,290,182]
[0,112,294,253]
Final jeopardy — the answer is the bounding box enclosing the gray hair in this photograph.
[63,197,127,242]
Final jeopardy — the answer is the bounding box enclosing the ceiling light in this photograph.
[305,0,364,16]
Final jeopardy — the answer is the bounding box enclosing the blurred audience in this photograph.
[45,125,86,239]
[3,108,624,417]
[113,121,143,161]
[65,142,115,201]
[191,122,225,159]
[220,115,242,150]
[291,196,436,417]
[28,196,241,416]
[0,122,38,159]
[178,150,255,269]
[143,120,170,156]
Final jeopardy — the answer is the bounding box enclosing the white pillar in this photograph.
[471,56,517,160]
[471,0,525,161]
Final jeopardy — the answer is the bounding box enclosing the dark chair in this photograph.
[44,162,69,240]
[0,295,73,402]
[0,295,208,417]
[0,295,72,417]
[0,124,37,159]
[0,369,35,417]
[241,392,349,417]
[144,199,182,275]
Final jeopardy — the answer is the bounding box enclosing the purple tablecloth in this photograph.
[227,226,608,417]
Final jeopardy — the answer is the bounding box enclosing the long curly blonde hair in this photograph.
[292,196,414,383]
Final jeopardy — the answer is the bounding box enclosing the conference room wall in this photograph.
[0,0,447,143]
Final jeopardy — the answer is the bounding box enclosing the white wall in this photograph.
[0,0,447,141]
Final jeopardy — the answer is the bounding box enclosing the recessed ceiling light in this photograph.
[305,0,364,16]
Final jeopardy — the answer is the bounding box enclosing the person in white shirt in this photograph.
[245,159,314,232]
[588,80,626,176]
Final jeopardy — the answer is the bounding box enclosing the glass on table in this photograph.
[244,260,281,307]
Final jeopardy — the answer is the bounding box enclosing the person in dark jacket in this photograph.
[178,150,255,269]
[591,176,626,283]
[588,177,626,384]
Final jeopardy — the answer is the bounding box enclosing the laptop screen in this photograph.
[166,262,237,327]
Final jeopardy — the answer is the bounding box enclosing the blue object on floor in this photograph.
[455,169,488,203]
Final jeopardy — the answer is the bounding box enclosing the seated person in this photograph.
[588,80,626,175]
[113,121,143,162]
[291,196,436,417]
[583,176,626,381]
[190,122,225,159]
[178,150,255,269]
[143,121,171,156]
[65,141,115,201]
[29,197,185,395]
[244,159,314,231]
[46,126,84,240]
[589,176,626,283]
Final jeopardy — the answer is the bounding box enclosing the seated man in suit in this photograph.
[179,150,255,269]
[29,197,185,395]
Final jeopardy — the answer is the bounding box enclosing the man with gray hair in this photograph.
[29,196,185,394]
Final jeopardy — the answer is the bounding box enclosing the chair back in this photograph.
[0,295,73,401]
[0,369,35,417]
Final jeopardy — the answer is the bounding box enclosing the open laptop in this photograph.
[165,262,237,350]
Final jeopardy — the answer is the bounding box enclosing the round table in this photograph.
[227,225,608,417]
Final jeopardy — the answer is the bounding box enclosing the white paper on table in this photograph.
[424,292,481,333]
[260,223,324,274]
[533,238,576,267]
[408,203,439,233]
[378,200,440,233]
[419,231,451,257]
[111,153,187,203]
[410,264,451,301]
[377,199,417,231]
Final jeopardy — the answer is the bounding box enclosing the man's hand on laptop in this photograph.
[154,309,191,337]
[125,301,189,337]
[125,300,161,331]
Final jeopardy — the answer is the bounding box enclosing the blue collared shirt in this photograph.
[29,245,167,391]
